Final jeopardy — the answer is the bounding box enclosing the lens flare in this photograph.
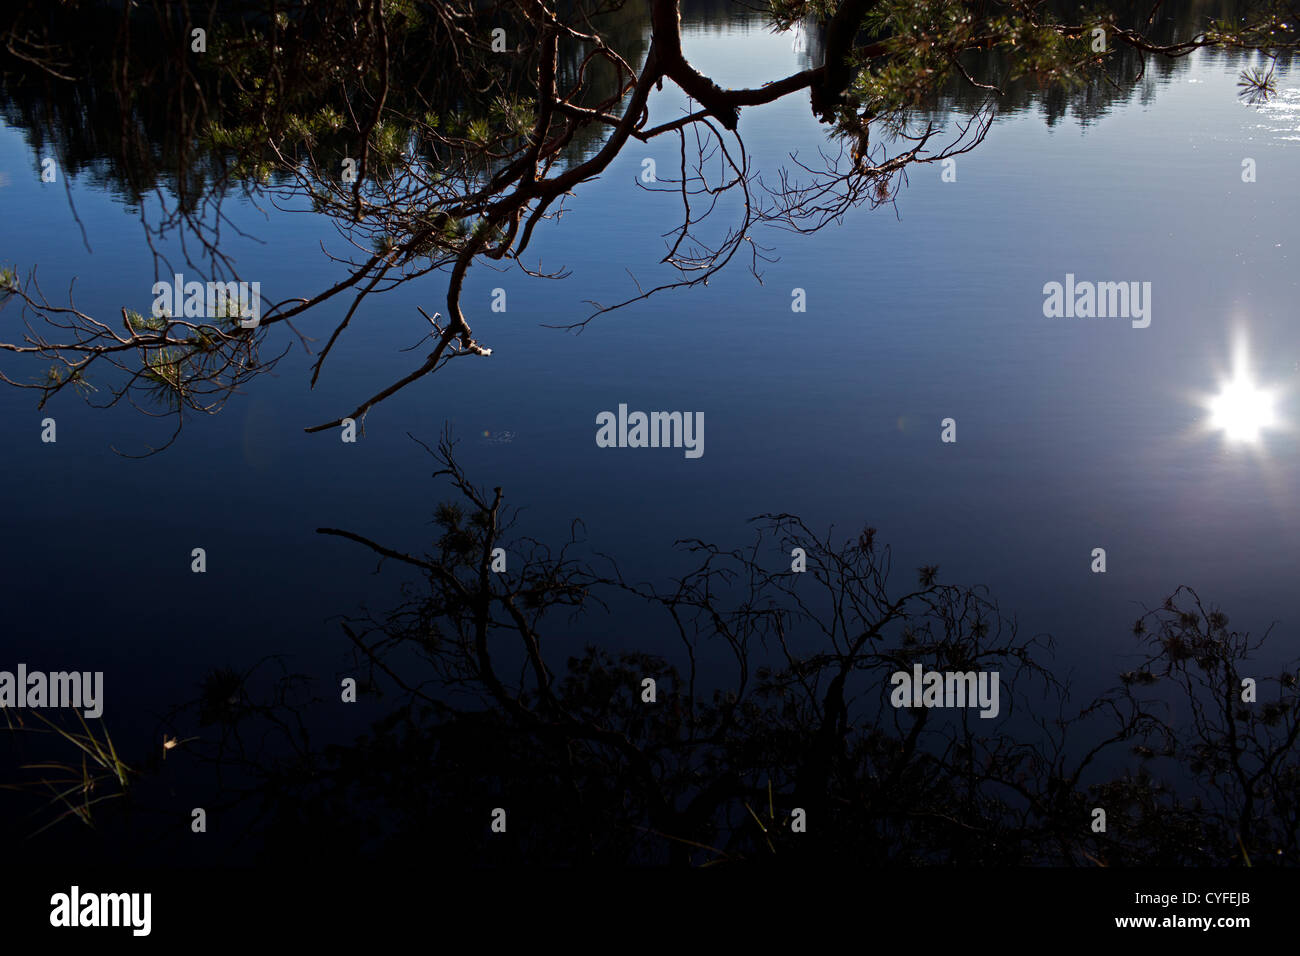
[1203,336,1280,445]
[1209,376,1278,442]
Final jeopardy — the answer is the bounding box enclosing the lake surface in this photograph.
[1,3,1297,765]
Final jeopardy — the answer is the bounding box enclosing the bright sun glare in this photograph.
[1204,339,1280,444]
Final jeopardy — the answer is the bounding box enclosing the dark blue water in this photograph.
[1,14,1297,753]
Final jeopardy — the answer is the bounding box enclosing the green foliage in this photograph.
[125,309,166,333]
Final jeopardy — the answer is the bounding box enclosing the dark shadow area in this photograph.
[4,432,1295,868]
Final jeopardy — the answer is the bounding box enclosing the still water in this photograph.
[1,6,1296,755]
